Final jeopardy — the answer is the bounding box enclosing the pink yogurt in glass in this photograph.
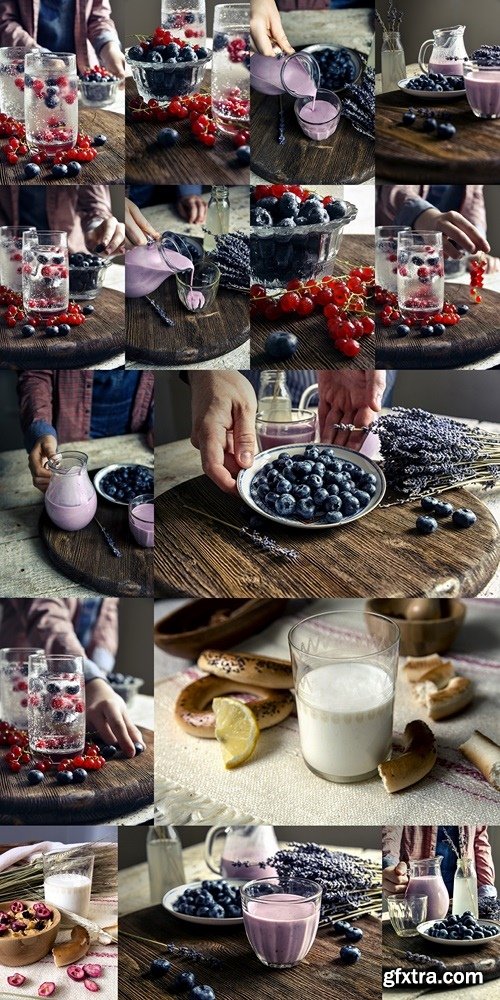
[129,496,154,548]
[295,89,342,141]
[243,892,320,967]
[464,66,500,118]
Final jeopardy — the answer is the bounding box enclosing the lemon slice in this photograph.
[212,697,259,769]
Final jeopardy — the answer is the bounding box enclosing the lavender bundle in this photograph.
[375,4,403,39]
[207,231,250,292]
[342,68,375,141]
[146,295,174,327]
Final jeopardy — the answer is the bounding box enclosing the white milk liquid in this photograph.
[296,662,394,780]
[44,872,92,917]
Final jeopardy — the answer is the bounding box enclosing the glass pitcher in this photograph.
[44,451,97,531]
[452,856,478,917]
[418,26,468,76]
[251,51,320,98]
[405,857,449,920]
[205,825,279,881]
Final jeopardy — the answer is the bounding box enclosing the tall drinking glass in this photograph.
[0,46,30,119]
[375,225,410,294]
[44,845,94,918]
[24,51,78,152]
[27,653,86,758]
[241,877,322,968]
[22,230,69,318]
[0,226,36,292]
[211,4,250,135]
[396,231,444,319]
[288,611,399,782]
[0,647,43,729]
[161,0,206,45]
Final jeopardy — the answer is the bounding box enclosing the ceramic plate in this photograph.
[237,444,385,531]
[301,43,364,91]
[163,881,244,926]
[94,463,154,507]
[397,78,466,100]
[417,919,500,947]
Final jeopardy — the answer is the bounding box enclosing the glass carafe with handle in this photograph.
[452,856,478,917]
[418,26,468,77]
[205,825,279,881]
[405,857,449,920]
[44,451,97,531]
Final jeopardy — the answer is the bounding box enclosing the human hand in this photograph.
[317,371,386,449]
[383,862,409,896]
[415,208,490,260]
[29,433,58,492]
[250,0,294,55]
[86,216,125,255]
[484,254,500,274]
[177,195,207,224]
[125,198,160,248]
[99,41,126,80]
[85,678,144,757]
[190,372,257,493]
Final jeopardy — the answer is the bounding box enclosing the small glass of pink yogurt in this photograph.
[241,877,322,968]
[464,62,500,119]
[176,262,221,312]
[129,493,154,548]
[294,89,342,141]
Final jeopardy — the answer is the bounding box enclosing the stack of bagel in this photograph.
[174,650,295,738]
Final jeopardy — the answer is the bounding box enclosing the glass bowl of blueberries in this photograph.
[238,443,385,530]
[126,39,212,103]
[69,252,112,300]
[250,186,357,288]
[95,464,154,506]
[79,66,120,107]
[107,671,144,707]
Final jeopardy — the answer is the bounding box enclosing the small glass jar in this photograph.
[204,186,230,251]
[381,30,406,93]
[147,826,186,904]
[452,857,478,917]
[257,371,292,420]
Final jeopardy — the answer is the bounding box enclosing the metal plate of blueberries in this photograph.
[417,919,500,947]
[94,464,154,506]
[237,444,385,531]
[163,880,244,927]
[301,43,364,92]
[397,77,465,100]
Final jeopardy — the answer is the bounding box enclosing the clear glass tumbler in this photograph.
[0,647,43,729]
[241,877,322,968]
[288,611,400,783]
[44,844,94,918]
[22,230,69,318]
[24,51,78,152]
[176,262,220,311]
[397,231,444,319]
[0,46,30,119]
[387,895,428,937]
[161,0,206,45]
[375,225,410,294]
[0,225,36,293]
[211,4,250,135]
[27,652,86,758]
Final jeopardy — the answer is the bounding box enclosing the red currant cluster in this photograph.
[227,37,249,64]
[2,731,107,779]
[254,182,327,202]
[251,267,375,358]
[129,91,249,149]
[1,286,88,332]
[375,286,464,329]
[0,112,99,168]
[149,26,196,49]
[470,256,486,303]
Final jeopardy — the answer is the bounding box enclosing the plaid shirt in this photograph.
[0,186,113,254]
[383,826,496,897]
[0,0,119,71]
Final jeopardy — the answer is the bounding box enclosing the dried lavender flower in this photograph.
[240,526,299,561]
[95,518,122,557]
[342,68,375,141]
[207,231,250,292]
[404,952,446,972]
[146,296,174,327]
[277,103,285,145]
[163,943,222,969]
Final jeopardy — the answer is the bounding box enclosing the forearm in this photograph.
[0,7,37,48]
[77,185,113,232]
[87,1,120,55]
[17,372,55,450]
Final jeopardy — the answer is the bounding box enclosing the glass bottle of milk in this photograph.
[204,186,231,251]
[257,372,292,420]
[452,857,478,917]
[147,826,186,904]
[381,30,406,93]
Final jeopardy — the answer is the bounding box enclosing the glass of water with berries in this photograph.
[22,230,69,318]
[211,3,250,135]
[375,226,410,294]
[27,653,86,759]
[0,647,43,730]
[396,231,444,319]
[24,51,78,153]
[161,1,206,45]
[0,46,30,120]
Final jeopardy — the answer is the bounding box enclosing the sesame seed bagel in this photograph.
[175,674,295,738]
[197,649,293,689]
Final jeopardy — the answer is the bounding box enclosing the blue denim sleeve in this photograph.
[25,419,57,453]
[395,197,435,229]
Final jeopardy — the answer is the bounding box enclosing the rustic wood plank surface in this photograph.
[0,727,153,824]
[118,904,381,1000]
[154,474,500,599]
[125,78,249,185]
[126,284,249,366]
[382,919,500,986]
[251,235,375,370]
[375,90,500,184]
[0,288,125,370]
[39,467,153,597]
[0,434,152,597]
[0,107,124,185]
[251,85,374,185]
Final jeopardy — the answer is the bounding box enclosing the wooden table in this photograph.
[0,107,125,185]
[382,917,500,992]
[125,78,249,185]
[0,434,151,597]
[251,235,375,370]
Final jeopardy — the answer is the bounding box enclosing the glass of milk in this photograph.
[288,611,400,782]
[43,845,94,918]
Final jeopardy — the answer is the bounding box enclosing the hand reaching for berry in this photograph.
[85,678,143,757]
[317,371,386,449]
[414,208,490,260]
[87,216,125,255]
[176,196,208,224]
[190,372,257,494]
[250,0,294,55]
[125,198,161,248]
[29,434,58,492]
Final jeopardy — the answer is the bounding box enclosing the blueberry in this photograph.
[59,323,71,336]
[128,45,144,61]
[265,330,298,360]
[66,160,81,177]
[452,508,477,529]
[158,127,180,148]
[27,769,44,785]
[236,144,250,165]
[421,496,438,512]
[352,490,370,507]
[325,199,347,220]
[92,134,107,146]
[396,323,411,336]
[457,304,469,315]
[45,94,60,108]
[416,515,438,535]
[56,770,74,785]
[21,324,36,337]
[423,116,438,132]
[324,495,341,512]
[178,46,196,62]
[313,488,329,507]
[47,682,61,694]
[82,304,95,315]
[437,122,456,139]
[150,957,171,976]
[333,921,352,933]
[45,325,60,337]
[24,162,41,178]
[275,477,292,494]
[434,323,445,335]
[51,164,68,178]
[341,494,360,517]
[434,500,453,518]
[146,49,163,63]
[345,926,363,942]
[189,988,215,1000]
[275,494,296,516]
[100,744,118,759]
[420,324,434,336]
[292,484,311,500]
[296,498,315,520]
[173,971,196,990]
[72,768,88,783]
[402,110,416,125]
[134,741,145,754]
[213,32,229,51]
[340,945,361,964]
[196,47,209,60]
[325,510,343,523]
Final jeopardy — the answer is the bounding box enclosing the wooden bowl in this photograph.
[0,901,61,966]
[366,599,466,657]
[154,599,288,659]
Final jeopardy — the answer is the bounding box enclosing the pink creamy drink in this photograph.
[295,90,342,141]
[257,416,316,452]
[221,859,277,880]
[429,60,464,75]
[464,66,500,118]
[125,242,194,297]
[44,451,97,531]
[242,891,321,968]
[406,875,449,920]
[129,500,154,548]
[251,51,319,98]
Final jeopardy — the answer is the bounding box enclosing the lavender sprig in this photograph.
[162,943,222,969]
[342,68,375,140]
[207,231,250,292]
[95,518,122,557]
[278,96,285,145]
[402,952,446,972]
[146,295,174,327]
[240,526,299,561]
